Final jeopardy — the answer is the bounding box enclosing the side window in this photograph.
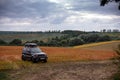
[22,47,30,53]
[22,47,26,53]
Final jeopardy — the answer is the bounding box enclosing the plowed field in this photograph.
[0,46,117,63]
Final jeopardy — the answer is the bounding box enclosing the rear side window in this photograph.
[22,47,30,53]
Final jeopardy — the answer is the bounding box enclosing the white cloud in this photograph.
[48,0,66,3]
[0,0,119,31]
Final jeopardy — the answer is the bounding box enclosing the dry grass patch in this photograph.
[0,46,116,64]
[74,40,120,49]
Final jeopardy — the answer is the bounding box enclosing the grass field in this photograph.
[0,46,116,63]
[0,33,63,42]
[0,40,120,80]
[0,40,119,69]
[74,40,120,49]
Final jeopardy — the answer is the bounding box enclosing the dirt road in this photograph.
[9,60,118,80]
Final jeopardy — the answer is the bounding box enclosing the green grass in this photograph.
[0,61,33,70]
[0,61,33,80]
[1,32,120,43]
[0,72,9,80]
[113,72,120,80]
[104,32,120,37]
[0,33,64,42]
[0,69,11,80]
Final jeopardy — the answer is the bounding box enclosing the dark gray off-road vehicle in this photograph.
[22,43,48,63]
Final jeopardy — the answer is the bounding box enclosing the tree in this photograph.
[0,39,7,45]
[80,34,100,43]
[102,29,106,33]
[100,0,120,10]
[31,40,39,44]
[69,38,84,46]
[9,39,22,45]
[96,35,111,42]
[60,40,68,47]
[38,40,45,46]
[47,40,58,46]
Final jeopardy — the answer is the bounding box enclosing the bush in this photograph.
[31,40,39,44]
[0,39,7,45]
[9,39,22,45]
[96,35,111,42]
[69,38,84,46]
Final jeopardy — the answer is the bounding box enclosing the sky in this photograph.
[0,0,120,31]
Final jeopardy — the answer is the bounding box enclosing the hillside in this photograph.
[0,31,120,46]
[0,32,64,42]
[74,40,120,51]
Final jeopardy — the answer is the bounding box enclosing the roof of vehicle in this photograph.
[25,43,37,46]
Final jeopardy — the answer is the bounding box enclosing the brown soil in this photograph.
[0,46,117,62]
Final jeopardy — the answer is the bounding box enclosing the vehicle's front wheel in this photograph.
[31,57,38,63]
[22,55,26,61]
[43,59,47,63]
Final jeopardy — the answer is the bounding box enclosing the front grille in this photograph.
[38,54,46,57]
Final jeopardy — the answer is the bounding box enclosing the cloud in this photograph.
[0,0,120,31]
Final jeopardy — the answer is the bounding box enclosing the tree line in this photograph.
[0,32,120,46]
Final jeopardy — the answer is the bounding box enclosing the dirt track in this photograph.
[10,60,118,80]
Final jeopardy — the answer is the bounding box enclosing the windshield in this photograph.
[30,47,42,53]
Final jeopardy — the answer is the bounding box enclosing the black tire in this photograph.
[32,57,38,63]
[43,59,47,63]
[22,55,26,61]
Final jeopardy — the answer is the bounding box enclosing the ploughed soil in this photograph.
[9,60,118,80]
[0,46,117,62]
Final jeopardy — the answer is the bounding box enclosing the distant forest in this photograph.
[0,30,120,46]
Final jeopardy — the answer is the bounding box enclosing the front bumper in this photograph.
[32,55,48,60]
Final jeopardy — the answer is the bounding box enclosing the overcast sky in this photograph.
[0,0,120,31]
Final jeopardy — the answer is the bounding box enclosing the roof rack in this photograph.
[25,43,37,46]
